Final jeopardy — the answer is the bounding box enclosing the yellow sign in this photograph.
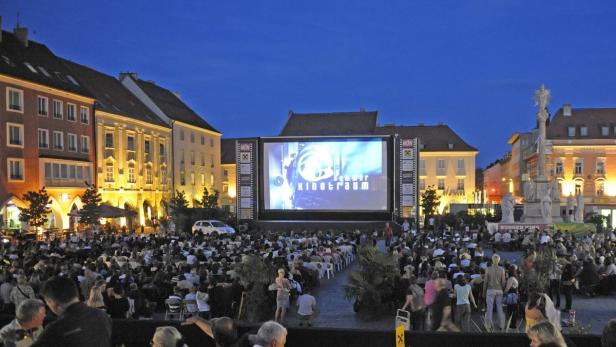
[396,324,405,347]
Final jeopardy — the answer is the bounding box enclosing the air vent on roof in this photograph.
[24,62,37,73]
[38,66,51,77]
[448,143,454,149]
[67,75,79,86]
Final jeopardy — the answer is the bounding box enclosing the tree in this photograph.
[78,182,102,227]
[200,187,219,208]
[420,185,440,225]
[18,187,51,232]
[170,190,189,234]
[170,190,188,210]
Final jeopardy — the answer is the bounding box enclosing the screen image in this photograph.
[263,139,389,211]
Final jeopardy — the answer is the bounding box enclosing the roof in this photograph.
[131,77,220,133]
[60,59,169,128]
[221,138,237,164]
[547,107,616,140]
[0,30,92,98]
[375,124,478,152]
[280,111,378,136]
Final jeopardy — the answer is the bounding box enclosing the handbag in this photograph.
[502,292,518,305]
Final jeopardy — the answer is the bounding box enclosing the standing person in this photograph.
[560,263,576,313]
[483,254,506,331]
[430,278,454,331]
[9,275,35,313]
[0,299,45,347]
[453,276,476,332]
[274,269,291,324]
[296,288,317,327]
[504,266,520,329]
[400,275,426,331]
[196,283,211,319]
[106,284,130,319]
[32,276,112,347]
[401,219,411,236]
[383,222,393,247]
[548,258,562,309]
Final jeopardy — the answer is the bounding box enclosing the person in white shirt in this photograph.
[183,286,198,316]
[296,289,317,327]
[540,231,551,245]
[195,284,210,319]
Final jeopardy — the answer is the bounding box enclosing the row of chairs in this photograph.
[164,298,198,321]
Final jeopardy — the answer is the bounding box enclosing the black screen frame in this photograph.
[258,135,394,221]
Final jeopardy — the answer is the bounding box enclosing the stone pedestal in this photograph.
[521,180,563,224]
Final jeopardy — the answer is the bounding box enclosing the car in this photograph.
[192,220,236,235]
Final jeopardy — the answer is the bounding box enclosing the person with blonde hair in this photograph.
[483,253,506,331]
[526,320,566,347]
[86,284,106,310]
[274,268,291,323]
[151,326,186,347]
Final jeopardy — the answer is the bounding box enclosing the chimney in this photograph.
[563,104,572,116]
[13,25,28,47]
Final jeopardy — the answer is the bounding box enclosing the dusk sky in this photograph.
[2,1,615,167]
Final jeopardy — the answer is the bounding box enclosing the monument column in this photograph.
[535,85,550,180]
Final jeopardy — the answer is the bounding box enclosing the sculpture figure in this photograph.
[551,180,560,201]
[575,193,585,223]
[566,195,575,222]
[500,192,515,224]
[541,185,552,224]
[524,180,536,201]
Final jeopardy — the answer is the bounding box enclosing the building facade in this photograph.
[63,60,172,227]
[220,139,237,212]
[0,28,95,231]
[120,74,222,207]
[376,124,479,213]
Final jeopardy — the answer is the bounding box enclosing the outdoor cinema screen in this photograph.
[262,138,389,211]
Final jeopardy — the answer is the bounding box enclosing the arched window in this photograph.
[595,179,605,196]
[127,162,136,183]
[574,178,584,196]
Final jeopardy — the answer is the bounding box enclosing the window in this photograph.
[159,143,165,156]
[53,131,64,150]
[38,66,51,77]
[190,133,195,143]
[419,159,426,175]
[574,159,583,175]
[127,136,135,151]
[180,130,184,141]
[567,126,576,137]
[190,172,195,185]
[201,173,205,186]
[419,178,426,190]
[580,126,588,136]
[448,143,454,149]
[201,153,205,166]
[80,136,90,153]
[7,123,24,147]
[24,62,37,73]
[555,160,564,175]
[191,150,195,165]
[223,184,228,193]
[7,159,24,181]
[6,88,23,112]
[210,174,214,186]
[223,169,229,177]
[437,178,445,190]
[105,162,114,182]
[201,135,205,145]
[145,166,153,184]
[457,178,465,191]
[180,172,186,186]
[574,179,583,195]
[67,133,77,152]
[210,154,214,168]
[37,96,48,116]
[596,180,605,196]
[144,140,151,161]
[457,159,465,170]
[437,159,445,169]
[210,138,214,147]
[437,159,446,175]
[53,100,63,119]
[127,163,136,183]
[38,129,49,148]
[180,150,185,164]
[80,106,89,124]
[602,126,610,136]
[597,159,605,175]
[105,133,114,148]
[67,103,76,122]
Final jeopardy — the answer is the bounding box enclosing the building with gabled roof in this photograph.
[0,26,96,232]
[61,59,172,227]
[280,110,378,136]
[120,73,222,207]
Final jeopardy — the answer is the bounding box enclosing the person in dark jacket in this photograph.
[31,276,112,347]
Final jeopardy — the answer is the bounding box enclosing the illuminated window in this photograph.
[7,158,24,181]
[555,160,563,175]
[596,180,605,196]
[596,159,605,175]
[53,100,63,119]
[161,166,167,185]
[437,178,445,190]
[210,174,214,186]
[574,159,583,175]
[7,123,24,147]
[145,166,153,184]
[105,162,114,182]
[190,172,195,185]
[180,172,186,186]
[223,184,228,193]
[105,133,114,148]
[457,179,465,191]
[201,173,205,186]
[80,106,89,124]
[574,179,583,195]
[67,133,77,152]
[38,129,49,148]
[80,136,90,153]
[67,103,76,121]
[53,131,64,150]
[127,163,136,183]
[419,178,426,190]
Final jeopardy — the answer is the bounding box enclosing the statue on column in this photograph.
[500,192,515,223]
[551,180,560,201]
[575,194,585,223]
[541,185,553,224]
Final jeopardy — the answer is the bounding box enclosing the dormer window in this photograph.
[448,143,454,149]
[601,126,609,137]
[567,126,576,137]
[580,126,588,137]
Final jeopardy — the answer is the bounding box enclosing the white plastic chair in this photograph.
[325,262,335,279]
[165,298,184,320]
